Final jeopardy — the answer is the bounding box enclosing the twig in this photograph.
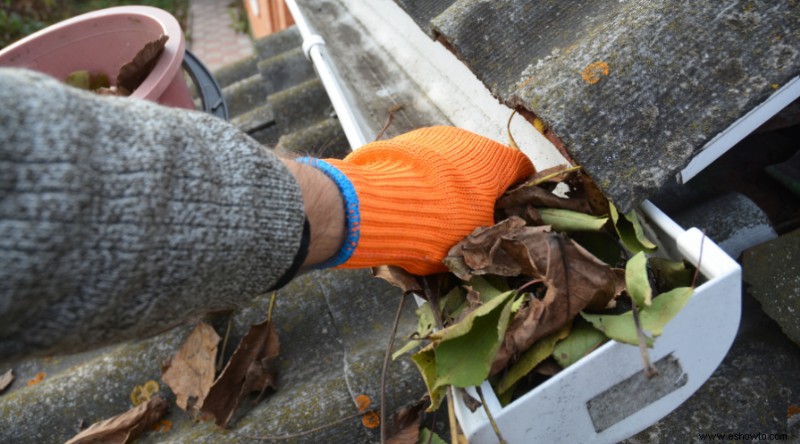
[267,291,277,321]
[374,104,405,141]
[631,302,658,378]
[381,292,408,444]
[476,386,507,444]
[232,409,376,441]
[690,230,707,289]
[506,109,520,151]
[425,409,438,444]
[217,313,234,372]
[447,387,459,444]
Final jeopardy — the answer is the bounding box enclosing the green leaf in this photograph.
[467,276,504,303]
[538,208,609,232]
[495,322,571,396]
[581,287,693,346]
[412,290,517,410]
[626,251,652,308]
[627,210,658,250]
[552,320,607,368]
[649,258,694,289]
[429,290,516,388]
[393,302,437,360]
[569,231,623,266]
[410,344,448,411]
[496,381,517,407]
[439,286,465,315]
[609,203,657,254]
[417,428,447,444]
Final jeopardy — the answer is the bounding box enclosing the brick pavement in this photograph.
[189,0,254,72]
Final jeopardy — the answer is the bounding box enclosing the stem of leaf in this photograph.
[216,312,234,372]
[374,104,405,141]
[631,302,658,378]
[506,109,520,151]
[690,230,707,289]
[447,387,459,444]
[477,385,507,444]
[232,409,377,441]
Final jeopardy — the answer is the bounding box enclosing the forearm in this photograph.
[0,69,306,362]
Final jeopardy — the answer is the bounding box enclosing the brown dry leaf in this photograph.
[116,34,169,92]
[503,204,545,226]
[161,322,220,414]
[0,369,13,393]
[577,171,611,216]
[443,216,620,374]
[199,316,280,427]
[533,358,562,376]
[65,395,168,444]
[444,217,550,280]
[385,397,427,444]
[95,86,131,97]
[515,165,579,188]
[491,233,619,373]
[497,182,592,214]
[373,265,422,294]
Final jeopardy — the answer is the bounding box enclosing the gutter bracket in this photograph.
[302,34,325,61]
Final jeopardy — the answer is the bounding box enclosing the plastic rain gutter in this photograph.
[285,0,370,149]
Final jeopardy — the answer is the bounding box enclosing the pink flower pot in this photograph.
[0,6,194,109]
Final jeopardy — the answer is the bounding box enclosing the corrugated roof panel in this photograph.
[402,0,800,212]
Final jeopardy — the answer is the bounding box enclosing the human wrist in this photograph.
[279,158,347,267]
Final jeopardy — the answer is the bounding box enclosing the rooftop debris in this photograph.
[386,165,695,412]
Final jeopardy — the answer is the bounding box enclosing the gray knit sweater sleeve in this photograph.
[0,69,306,363]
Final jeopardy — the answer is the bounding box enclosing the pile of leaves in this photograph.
[65,34,168,96]
[382,165,697,411]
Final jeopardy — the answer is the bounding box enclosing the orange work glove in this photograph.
[298,126,534,275]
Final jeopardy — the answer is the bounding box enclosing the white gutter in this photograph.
[285,0,370,149]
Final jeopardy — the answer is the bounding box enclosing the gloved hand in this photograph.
[298,126,535,275]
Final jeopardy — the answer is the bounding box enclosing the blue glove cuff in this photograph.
[295,157,360,269]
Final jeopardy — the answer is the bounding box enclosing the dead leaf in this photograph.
[460,389,482,412]
[503,204,544,226]
[443,216,619,374]
[385,397,427,444]
[65,395,168,444]
[443,217,549,280]
[511,165,580,189]
[491,234,619,373]
[576,172,610,216]
[95,86,131,97]
[162,322,220,414]
[199,316,280,427]
[533,358,562,376]
[373,266,422,293]
[116,34,169,93]
[0,369,13,393]
[498,182,592,214]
